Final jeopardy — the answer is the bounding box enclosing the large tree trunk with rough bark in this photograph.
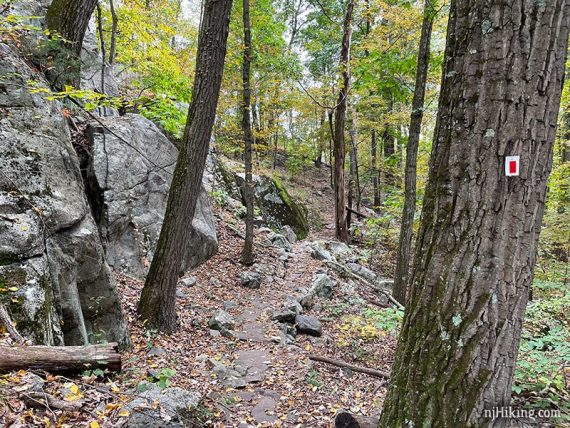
[333,0,354,243]
[241,0,254,265]
[379,1,569,427]
[392,0,436,305]
[137,0,233,332]
[47,0,98,55]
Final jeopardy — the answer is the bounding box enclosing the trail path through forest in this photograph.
[118,179,397,427]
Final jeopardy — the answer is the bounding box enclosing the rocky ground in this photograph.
[0,172,401,427]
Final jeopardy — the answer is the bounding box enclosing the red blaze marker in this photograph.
[505,156,519,177]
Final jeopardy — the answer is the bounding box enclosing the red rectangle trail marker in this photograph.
[505,156,520,177]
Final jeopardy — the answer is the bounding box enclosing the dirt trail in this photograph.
[118,201,396,426]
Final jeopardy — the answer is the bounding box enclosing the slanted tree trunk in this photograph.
[333,0,354,243]
[392,0,436,305]
[379,1,570,427]
[137,0,233,333]
[47,0,98,55]
[241,0,254,266]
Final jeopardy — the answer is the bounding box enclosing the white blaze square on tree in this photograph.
[505,156,520,177]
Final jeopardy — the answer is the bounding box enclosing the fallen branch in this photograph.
[346,206,368,219]
[22,391,83,412]
[0,343,121,373]
[309,354,390,379]
[325,260,404,310]
[0,303,25,343]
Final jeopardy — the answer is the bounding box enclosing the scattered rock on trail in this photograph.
[239,271,262,289]
[378,278,395,289]
[125,384,201,428]
[299,273,337,308]
[280,225,297,244]
[208,310,235,331]
[295,315,322,337]
[347,262,377,282]
[268,233,292,252]
[181,276,197,287]
[310,242,332,261]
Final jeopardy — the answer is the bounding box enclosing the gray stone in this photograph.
[208,310,235,331]
[147,347,166,357]
[234,350,269,384]
[176,289,187,299]
[347,262,377,282]
[223,300,237,310]
[310,243,332,261]
[209,359,246,388]
[299,274,337,308]
[180,276,196,287]
[125,384,201,428]
[251,396,278,424]
[378,278,394,289]
[280,225,297,244]
[271,308,296,323]
[268,233,292,252]
[0,43,128,347]
[87,114,218,279]
[239,271,261,289]
[295,315,322,337]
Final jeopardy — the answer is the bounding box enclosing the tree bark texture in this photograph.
[379,1,569,427]
[0,343,121,373]
[392,0,436,305]
[137,0,233,332]
[241,0,255,265]
[47,0,98,55]
[333,0,354,243]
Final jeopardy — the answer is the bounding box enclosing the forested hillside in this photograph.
[0,0,568,427]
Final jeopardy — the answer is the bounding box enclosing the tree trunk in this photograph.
[47,0,98,55]
[333,0,354,243]
[241,0,254,266]
[137,0,233,333]
[382,126,395,187]
[347,97,360,229]
[392,0,435,305]
[108,0,118,65]
[379,1,570,427]
[0,343,121,373]
[371,128,380,208]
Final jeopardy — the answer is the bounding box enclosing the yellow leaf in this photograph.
[118,409,130,417]
[8,287,18,292]
[89,421,101,428]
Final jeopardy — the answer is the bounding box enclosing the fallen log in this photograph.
[309,354,390,379]
[0,343,121,373]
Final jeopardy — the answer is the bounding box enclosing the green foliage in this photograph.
[138,95,187,140]
[363,307,404,334]
[513,284,569,414]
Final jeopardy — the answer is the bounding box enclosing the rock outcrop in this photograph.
[85,114,218,279]
[0,43,129,346]
[205,154,309,239]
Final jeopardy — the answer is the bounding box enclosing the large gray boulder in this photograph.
[0,43,129,346]
[86,114,218,279]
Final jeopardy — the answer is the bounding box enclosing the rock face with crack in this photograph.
[0,43,128,346]
[86,114,218,279]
